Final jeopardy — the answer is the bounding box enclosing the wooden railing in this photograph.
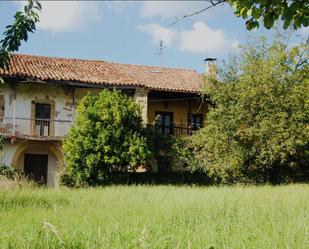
[147,124,199,137]
[0,117,72,139]
[0,117,199,140]
[173,126,197,137]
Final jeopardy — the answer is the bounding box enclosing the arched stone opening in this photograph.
[11,142,64,187]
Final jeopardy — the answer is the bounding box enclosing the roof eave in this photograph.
[2,75,202,94]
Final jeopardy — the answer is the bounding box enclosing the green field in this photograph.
[0,185,308,249]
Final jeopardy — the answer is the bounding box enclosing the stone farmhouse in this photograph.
[0,54,213,186]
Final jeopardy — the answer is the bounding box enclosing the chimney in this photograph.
[204,58,217,77]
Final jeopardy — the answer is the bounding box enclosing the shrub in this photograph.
[97,172,212,185]
[63,90,151,186]
[185,35,309,184]
[0,164,36,190]
[58,171,212,186]
[0,164,22,179]
[144,126,178,172]
[57,171,76,188]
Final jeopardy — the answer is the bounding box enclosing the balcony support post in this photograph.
[12,88,16,136]
[134,88,149,125]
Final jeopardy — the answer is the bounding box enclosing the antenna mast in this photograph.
[159,40,163,67]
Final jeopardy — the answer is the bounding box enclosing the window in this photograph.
[35,103,51,136]
[155,112,173,135]
[189,114,203,130]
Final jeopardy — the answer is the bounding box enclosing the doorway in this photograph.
[24,154,48,184]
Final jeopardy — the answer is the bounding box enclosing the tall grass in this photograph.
[0,185,308,249]
[0,175,35,191]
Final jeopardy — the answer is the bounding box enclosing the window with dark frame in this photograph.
[188,114,203,130]
[35,103,51,136]
[155,111,173,135]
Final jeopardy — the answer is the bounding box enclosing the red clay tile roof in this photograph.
[0,54,203,93]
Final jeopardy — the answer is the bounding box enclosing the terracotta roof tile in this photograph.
[0,54,203,93]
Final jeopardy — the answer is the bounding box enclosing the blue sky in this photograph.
[0,1,308,73]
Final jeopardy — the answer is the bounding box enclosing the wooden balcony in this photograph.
[0,117,72,140]
[147,124,200,137]
[0,117,198,141]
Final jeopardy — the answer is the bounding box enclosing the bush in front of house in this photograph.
[92,171,212,185]
[181,34,309,184]
[0,164,37,190]
[62,90,152,186]
[144,125,178,172]
[0,164,22,179]
[58,171,212,186]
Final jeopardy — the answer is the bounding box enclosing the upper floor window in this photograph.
[189,114,203,130]
[155,111,173,135]
[35,103,51,136]
[35,103,51,120]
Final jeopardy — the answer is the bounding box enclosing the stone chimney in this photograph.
[204,58,217,77]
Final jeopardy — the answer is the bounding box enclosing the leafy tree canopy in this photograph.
[63,90,151,186]
[173,1,308,31]
[182,34,309,183]
[0,0,40,150]
[0,0,41,71]
[230,0,309,30]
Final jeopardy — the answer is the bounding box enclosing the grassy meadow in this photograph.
[0,184,308,249]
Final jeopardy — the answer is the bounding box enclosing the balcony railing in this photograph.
[147,124,199,137]
[0,117,72,140]
[0,117,198,140]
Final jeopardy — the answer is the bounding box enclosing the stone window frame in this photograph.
[30,99,56,136]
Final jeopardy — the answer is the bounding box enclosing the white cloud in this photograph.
[106,1,131,12]
[180,22,239,55]
[140,1,207,19]
[18,1,102,32]
[137,24,177,47]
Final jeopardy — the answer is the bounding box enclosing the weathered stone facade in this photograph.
[0,80,206,186]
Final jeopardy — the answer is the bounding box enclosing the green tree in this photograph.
[0,0,41,150]
[173,1,308,30]
[63,90,151,186]
[0,0,41,74]
[184,35,309,184]
[230,0,309,30]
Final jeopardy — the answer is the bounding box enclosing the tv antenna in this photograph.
[157,40,163,67]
